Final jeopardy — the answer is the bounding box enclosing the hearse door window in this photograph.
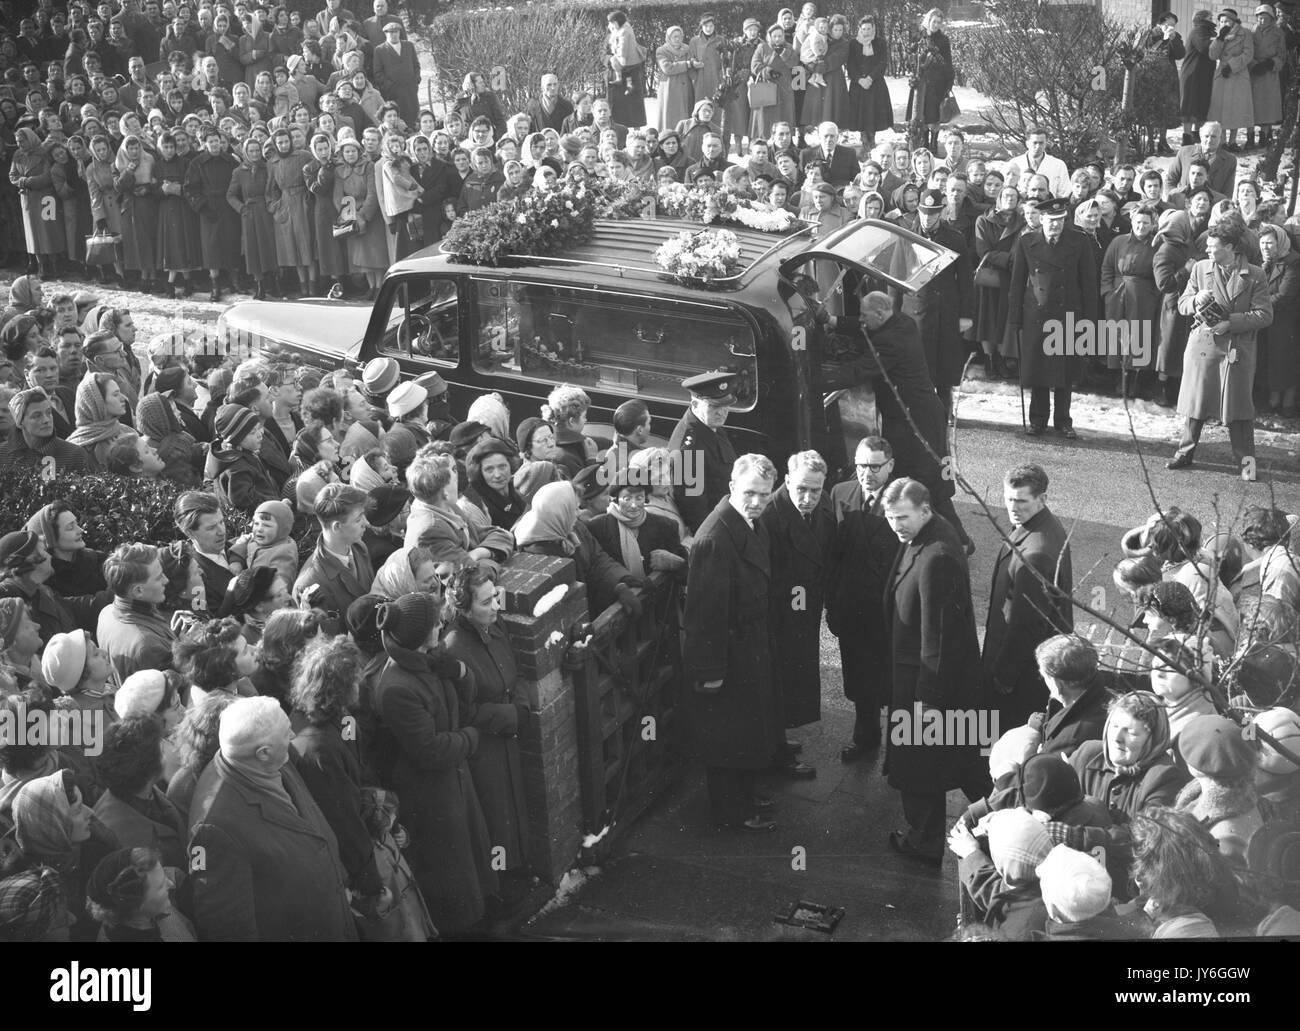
[471,279,758,409]
[379,277,460,365]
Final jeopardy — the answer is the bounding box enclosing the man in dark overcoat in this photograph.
[881,478,989,865]
[683,453,782,831]
[760,450,835,778]
[897,189,974,416]
[668,371,738,533]
[1007,196,1098,438]
[826,435,901,759]
[1178,11,1219,142]
[372,20,421,126]
[981,463,1074,730]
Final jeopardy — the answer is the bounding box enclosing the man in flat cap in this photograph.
[1008,196,1097,439]
[668,371,739,533]
[373,16,420,125]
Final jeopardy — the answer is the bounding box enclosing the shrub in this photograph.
[0,469,249,552]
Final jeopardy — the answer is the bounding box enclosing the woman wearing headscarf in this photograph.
[23,502,107,596]
[112,134,160,294]
[514,481,641,616]
[333,136,387,300]
[9,127,64,277]
[1258,222,1299,416]
[2,276,44,324]
[82,134,126,284]
[304,133,348,295]
[266,126,316,296]
[442,564,532,901]
[185,128,242,302]
[463,437,526,532]
[847,15,892,151]
[9,768,119,941]
[1152,208,1195,409]
[657,26,696,134]
[375,590,498,932]
[226,135,280,300]
[750,23,796,140]
[46,138,83,272]
[66,371,133,469]
[135,390,205,486]
[973,183,1025,381]
[674,98,721,165]
[153,131,194,299]
[1101,202,1161,398]
[371,546,440,602]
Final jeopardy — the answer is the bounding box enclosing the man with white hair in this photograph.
[526,73,575,134]
[187,697,356,940]
[799,120,859,186]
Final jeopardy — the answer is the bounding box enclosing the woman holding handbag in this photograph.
[333,137,387,301]
[606,9,647,130]
[114,133,161,295]
[749,23,795,140]
[912,8,954,154]
[83,133,127,285]
[973,184,1026,380]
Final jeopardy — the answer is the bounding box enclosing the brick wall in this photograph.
[496,552,587,884]
[1101,0,1155,28]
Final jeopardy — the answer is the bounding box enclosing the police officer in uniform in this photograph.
[668,371,738,534]
[1007,196,1098,439]
[897,188,974,418]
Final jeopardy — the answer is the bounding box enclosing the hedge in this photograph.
[423,0,946,109]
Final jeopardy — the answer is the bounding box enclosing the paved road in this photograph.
[525,422,1300,941]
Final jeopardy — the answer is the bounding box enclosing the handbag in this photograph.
[940,93,961,122]
[747,79,778,109]
[973,257,1001,288]
[84,231,120,266]
[332,218,357,238]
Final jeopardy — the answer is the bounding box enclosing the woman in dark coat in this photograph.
[154,131,195,298]
[463,438,527,531]
[1100,204,1161,393]
[304,133,348,289]
[588,475,687,576]
[171,131,205,273]
[184,128,241,302]
[846,15,892,150]
[23,502,107,596]
[375,591,498,933]
[442,566,532,894]
[1152,208,1194,408]
[289,635,385,905]
[1137,15,1185,155]
[1258,222,1299,416]
[823,15,852,129]
[227,136,279,298]
[1179,10,1217,141]
[911,8,953,153]
[114,134,160,292]
[973,184,1025,376]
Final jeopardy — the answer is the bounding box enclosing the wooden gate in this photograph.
[569,570,683,847]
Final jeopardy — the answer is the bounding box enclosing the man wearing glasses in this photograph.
[826,436,902,760]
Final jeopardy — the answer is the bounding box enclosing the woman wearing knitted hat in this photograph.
[66,371,133,469]
[204,403,279,515]
[23,502,107,596]
[9,768,119,941]
[40,629,118,714]
[375,590,497,932]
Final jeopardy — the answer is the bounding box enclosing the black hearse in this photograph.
[225,217,957,468]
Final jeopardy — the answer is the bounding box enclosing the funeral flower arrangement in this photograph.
[655,179,797,232]
[654,228,742,284]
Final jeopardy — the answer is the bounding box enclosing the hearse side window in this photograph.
[472,279,758,410]
[378,277,460,365]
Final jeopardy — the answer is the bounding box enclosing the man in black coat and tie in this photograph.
[981,463,1074,730]
[898,189,975,417]
[826,435,902,758]
[683,454,783,831]
[668,371,738,533]
[881,478,990,865]
[799,121,860,187]
[824,290,972,551]
[760,450,835,779]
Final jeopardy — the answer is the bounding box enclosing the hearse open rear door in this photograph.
[778,219,960,475]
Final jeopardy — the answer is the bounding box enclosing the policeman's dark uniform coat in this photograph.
[667,372,738,533]
[760,482,836,729]
[683,496,780,820]
[883,510,988,850]
[1008,225,1099,390]
[981,505,1074,730]
[826,480,901,746]
[897,211,974,388]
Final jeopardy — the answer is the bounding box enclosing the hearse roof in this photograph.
[388,217,819,291]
